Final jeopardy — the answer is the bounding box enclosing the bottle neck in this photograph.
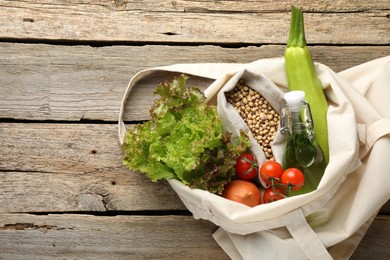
[291,120,306,133]
[281,101,314,140]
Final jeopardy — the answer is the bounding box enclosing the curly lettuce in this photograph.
[122,75,250,194]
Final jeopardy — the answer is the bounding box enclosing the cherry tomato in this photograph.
[281,168,305,191]
[263,186,285,203]
[222,180,261,207]
[234,153,258,180]
[259,161,284,185]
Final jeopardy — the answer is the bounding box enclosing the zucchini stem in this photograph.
[287,6,307,48]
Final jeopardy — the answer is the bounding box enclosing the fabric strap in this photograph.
[284,208,332,259]
[359,118,390,159]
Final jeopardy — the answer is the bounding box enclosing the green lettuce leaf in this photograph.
[122,75,250,194]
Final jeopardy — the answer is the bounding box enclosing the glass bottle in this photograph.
[280,91,326,195]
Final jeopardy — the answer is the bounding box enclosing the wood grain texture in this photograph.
[0,213,388,259]
[0,1,389,44]
[0,214,228,259]
[0,123,185,212]
[1,42,389,121]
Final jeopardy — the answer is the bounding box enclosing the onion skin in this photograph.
[222,180,261,207]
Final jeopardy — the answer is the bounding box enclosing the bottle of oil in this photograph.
[280,91,326,195]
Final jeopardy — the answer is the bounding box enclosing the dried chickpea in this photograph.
[226,80,280,160]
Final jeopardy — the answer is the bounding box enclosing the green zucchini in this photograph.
[284,6,329,164]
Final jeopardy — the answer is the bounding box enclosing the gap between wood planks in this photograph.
[0,37,389,49]
[0,117,119,124]
[23,210,192,217]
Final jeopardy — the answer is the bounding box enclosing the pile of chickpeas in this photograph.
[226,80,280,160]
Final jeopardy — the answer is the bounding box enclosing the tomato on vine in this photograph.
[263,186,286,203]
[280,168,305,192]
[234,153,258,180]
[259,161,284,185]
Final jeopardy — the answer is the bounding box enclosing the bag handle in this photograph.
[359,118,390,159]
[118,63,244,144]
[284,208,333,260]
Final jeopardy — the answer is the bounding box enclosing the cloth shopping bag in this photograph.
[118,56,390,259]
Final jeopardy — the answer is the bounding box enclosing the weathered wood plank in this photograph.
[1,122,389,214]
[0,1,389,44]
[0,214,228,259]
[112,0,390,13]
[0,123,185,212]
[0,213,388,259]
[8,0,387,13]
[0,170,185,213]
[1,43,389,121]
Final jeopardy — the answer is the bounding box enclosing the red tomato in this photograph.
[263,186,286,203]
[259,161,284,185]
[222,180,261,207]
[234,153,258,180]
[281,168,305,191]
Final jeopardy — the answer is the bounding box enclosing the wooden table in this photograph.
[0,1,389,259]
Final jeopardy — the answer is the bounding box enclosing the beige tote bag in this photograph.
[118,56,390,259]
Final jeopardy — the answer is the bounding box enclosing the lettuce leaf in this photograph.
[122,75,250,194]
